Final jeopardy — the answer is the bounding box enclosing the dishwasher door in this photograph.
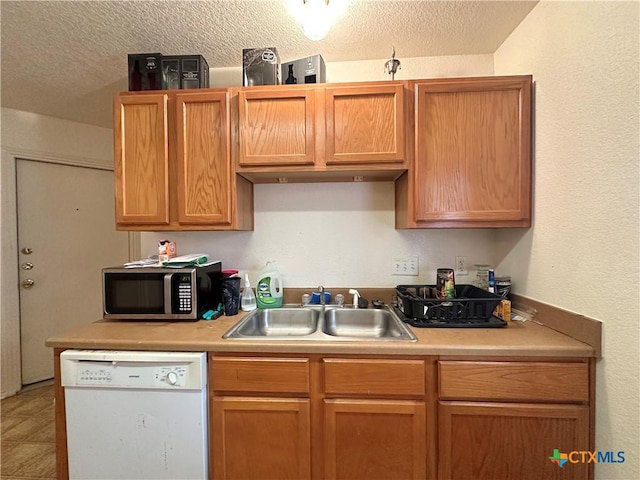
[61,350,207,480]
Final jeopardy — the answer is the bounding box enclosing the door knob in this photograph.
[21,247,33,255]
[22,262,34,270]
[22,279,35,288]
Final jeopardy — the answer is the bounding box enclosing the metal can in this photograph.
[496,276,511,299]
[436,268,456,299]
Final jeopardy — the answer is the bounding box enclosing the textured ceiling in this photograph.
[0,0,538,129]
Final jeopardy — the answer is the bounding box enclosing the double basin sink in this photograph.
[223,305,417,342]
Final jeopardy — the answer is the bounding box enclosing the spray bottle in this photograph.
[240,273,257,311]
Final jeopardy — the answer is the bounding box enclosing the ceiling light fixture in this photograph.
[287,0,349,41]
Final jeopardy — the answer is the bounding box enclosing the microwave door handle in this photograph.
[164,273,173,314]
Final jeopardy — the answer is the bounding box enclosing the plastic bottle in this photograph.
[240,273,257,312]
[256,261,283,309]
[488,269,496,293]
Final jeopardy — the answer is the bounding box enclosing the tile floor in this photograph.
[1,381,56,479]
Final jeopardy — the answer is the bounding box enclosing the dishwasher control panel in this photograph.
[61,350,206,390]
[74,364,188,387]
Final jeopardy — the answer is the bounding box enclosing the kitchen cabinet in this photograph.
[396,75,532,228]
[322,358,429,480]
[50,314,596,480]
[114,90,253,231]
[210,355,312,480]
[210,354,593,480]
[235,82,407,182]
[236,86,318,167]
[324,399,426,479]
[209,354,433,480]
[437,359,593,480]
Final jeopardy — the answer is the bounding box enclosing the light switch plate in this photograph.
[392,255,419,276]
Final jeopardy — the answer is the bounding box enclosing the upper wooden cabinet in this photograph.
[234,82,407,181]
[237,86,318,167]
[114,93,170,225]
[396,75,532,228]
[114,76,532,230]
[114,90,253,231]
[324,83,405,165]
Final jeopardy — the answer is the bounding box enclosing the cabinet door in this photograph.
[414,76,531,227]
[439,401,590,480]
[212,397,311,480]
[325,83,405,165]
[324,399,426,480]
[238,88,316,166]
[175,91,232,225]
[114,94,169,225]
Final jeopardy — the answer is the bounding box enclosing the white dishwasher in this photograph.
[60,350,208,480]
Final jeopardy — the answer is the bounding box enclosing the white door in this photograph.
[16,159,130,385]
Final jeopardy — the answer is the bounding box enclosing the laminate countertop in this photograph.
[46,310,595,358]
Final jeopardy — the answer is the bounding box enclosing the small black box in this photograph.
[243,48,280,86]
[128,53,163,91]
[161,55,210,90]
[281,54,326,84]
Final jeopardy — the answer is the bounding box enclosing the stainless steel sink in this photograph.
[223,305,416,342]
[223,308,319,338]
[322,308,410,339]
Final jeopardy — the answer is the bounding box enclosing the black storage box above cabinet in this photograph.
[161,55,210,90]
[128,53,163,91]
[281,54,326,84]
[128,53,209,91]
[243,47,280,86]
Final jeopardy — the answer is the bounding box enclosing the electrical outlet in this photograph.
[455,256,469,276]
[392,255,419,276]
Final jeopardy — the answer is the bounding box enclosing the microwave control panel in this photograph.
[175,274,193,313]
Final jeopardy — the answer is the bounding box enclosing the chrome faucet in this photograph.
[318,286,326,306]
[349,289,361,308]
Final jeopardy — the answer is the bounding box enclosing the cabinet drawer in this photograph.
[439,361,589,403]
[323,358,425,397]
[212,357,310,394]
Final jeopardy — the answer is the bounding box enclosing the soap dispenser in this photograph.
[240,273,257,311]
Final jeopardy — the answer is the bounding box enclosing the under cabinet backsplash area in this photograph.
[139,182,497,287]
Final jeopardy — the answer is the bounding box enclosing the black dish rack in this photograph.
[395,284,507,328]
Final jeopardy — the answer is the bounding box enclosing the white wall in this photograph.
[494,2,639,478]
[141,54,498,287]
[0,108,114,397]
[210,54,495,86]
[141,182,496,287]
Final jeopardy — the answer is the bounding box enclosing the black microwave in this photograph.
[102,262,222,320]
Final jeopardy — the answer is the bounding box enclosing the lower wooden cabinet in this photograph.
[208,354,594,480]
[439,402,590,480]
[437,359,593,480]
[211,397,311,480]
[324,399,426,480]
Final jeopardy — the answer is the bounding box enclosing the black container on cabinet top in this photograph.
[128,53,163,91]
[161,55,210,90]
[243,47,280,86]
[281,54,326,84]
